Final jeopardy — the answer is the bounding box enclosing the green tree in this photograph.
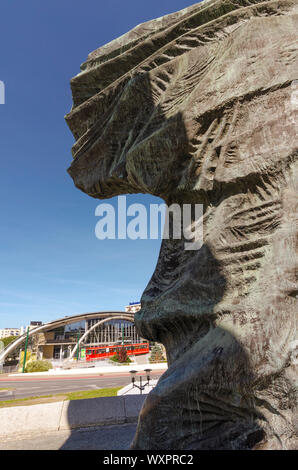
[1,336,18,348]
[117,347,129,363]
[149,343,166,363]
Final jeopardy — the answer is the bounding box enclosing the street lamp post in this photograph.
[76,332,80,362]
[129,369,152,395]
[22,327,30,373]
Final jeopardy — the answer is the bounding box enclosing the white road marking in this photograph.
[16,387,43,391]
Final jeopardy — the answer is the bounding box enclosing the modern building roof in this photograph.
[0,310,134,364]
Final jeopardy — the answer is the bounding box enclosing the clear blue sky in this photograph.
[0,0,199,328]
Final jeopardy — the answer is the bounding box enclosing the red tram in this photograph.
[85,342,149,361]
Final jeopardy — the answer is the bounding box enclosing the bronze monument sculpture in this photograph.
[66,0,297,449]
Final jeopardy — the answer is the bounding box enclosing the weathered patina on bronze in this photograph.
[66,0,298,449]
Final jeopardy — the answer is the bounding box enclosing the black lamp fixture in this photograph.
[129,368,152,394]
[129,370,137,385]
[144,368,152,382]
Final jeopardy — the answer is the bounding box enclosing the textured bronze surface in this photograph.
[66,0,298,449]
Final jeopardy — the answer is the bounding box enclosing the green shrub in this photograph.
[18,350,37,372]
[117,347,130,363]
[110,348,132,364]
[25,360,53,373]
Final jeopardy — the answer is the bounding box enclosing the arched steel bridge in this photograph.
[0,311,134,364]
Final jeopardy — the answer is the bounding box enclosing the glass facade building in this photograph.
[0,311,145,365]
[37,315,141,361]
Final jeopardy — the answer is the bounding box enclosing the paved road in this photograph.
[0,423,137,450]
[0,372,162,400]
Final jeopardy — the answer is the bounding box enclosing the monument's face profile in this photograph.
[66,0,298,450]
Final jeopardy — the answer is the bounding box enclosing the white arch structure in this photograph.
[69,315,134,359]
[0,311,134,364]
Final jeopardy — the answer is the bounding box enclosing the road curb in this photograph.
[9,362,167,377]
[0,395,145,439]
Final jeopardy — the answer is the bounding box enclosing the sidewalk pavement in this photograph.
[0,394,146,441]
[9,362,167,377]
[0,423,137,450]
[134,353,150,364]
[117,379,158,395]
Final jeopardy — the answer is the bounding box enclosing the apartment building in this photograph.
[0,328,22,339]
[125,302,141,314]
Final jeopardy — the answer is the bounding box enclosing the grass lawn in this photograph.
[65,387,121,400]
[0,387,122,408]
